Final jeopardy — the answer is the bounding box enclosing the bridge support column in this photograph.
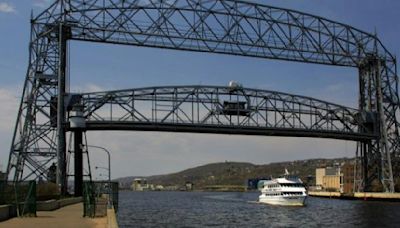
[57,23,68,196]
[74,130,83,197]
[358,141,373,192]
[357,56,395,192]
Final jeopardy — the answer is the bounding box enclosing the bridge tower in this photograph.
[4,0,399,194]
[356,54,397,192]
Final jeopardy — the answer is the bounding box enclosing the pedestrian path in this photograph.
[0,203,106,228]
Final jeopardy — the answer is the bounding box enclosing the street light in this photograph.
[85,145,112,208]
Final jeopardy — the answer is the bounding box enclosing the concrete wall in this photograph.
[37,200,59,211]
[37,197,82,211]
[58,197,82,208]
[354,192,400,199]
[0,205,11,222]
[0,197,83,223]
[0,205,17,222]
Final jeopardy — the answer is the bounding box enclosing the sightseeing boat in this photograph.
[258,170,307,206]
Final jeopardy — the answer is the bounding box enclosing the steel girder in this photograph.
[6,0,400,193]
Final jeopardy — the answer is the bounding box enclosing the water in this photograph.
[117,191,400,227]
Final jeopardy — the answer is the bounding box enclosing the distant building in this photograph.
[185,181,194,191]
[323,174,341,192]
[315,168,326,188]
[315,161,355,193]
[325,167,338,176]
[131,178,151,191]
[164,185,179,191]
[154,185,164,191]
[316,166,340,191]
[341,162,355,194]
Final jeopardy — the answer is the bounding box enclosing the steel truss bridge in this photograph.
[79,86,375,141]
[5,0,400,194]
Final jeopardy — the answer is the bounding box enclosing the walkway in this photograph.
[0,203,106,228]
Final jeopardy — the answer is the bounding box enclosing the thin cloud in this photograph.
[33,0,51,8]
[0,2,15,13]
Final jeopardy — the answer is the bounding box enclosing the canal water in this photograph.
[117,191,400,227]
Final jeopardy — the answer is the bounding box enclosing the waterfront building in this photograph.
[341,163,355,194]
[322,174,341,192]
[325,167,339,176]
[315,161,355,193]
[155,185,164,191]
[131,178,151,191]
[185,181,194,191]
[315,168,326,189]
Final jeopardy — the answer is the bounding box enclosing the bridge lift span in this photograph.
[5,0,400,194]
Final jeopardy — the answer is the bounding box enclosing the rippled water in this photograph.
[117,191,400,227]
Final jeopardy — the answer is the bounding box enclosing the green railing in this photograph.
[0,181,36,217]
[83,181,96,217]
[83,181,119,217]
[0,180,118,218]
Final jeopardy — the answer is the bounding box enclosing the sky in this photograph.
[0,0,399,179]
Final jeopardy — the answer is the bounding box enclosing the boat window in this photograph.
[280,183,304,187]
[282,192,303,195]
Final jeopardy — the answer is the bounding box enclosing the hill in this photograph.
[116,158,352,190]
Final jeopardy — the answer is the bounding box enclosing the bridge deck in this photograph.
[84,121,375,141]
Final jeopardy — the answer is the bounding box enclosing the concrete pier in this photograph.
[0,203,106,228]
[353,192,400,200]
[309,191,400,201]
[308,191,341,198]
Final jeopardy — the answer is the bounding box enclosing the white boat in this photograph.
[258,170,307,206]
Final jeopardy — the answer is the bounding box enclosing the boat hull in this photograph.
[259,195,307,206]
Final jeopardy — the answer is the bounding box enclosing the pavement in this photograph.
[0,203,107,228]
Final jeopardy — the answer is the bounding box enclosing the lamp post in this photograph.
[86,145,112,208]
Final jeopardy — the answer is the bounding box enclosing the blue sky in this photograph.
[0,0,399,178]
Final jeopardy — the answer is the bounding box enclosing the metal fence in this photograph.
[0,181,36,217]
[83,181,118,217]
